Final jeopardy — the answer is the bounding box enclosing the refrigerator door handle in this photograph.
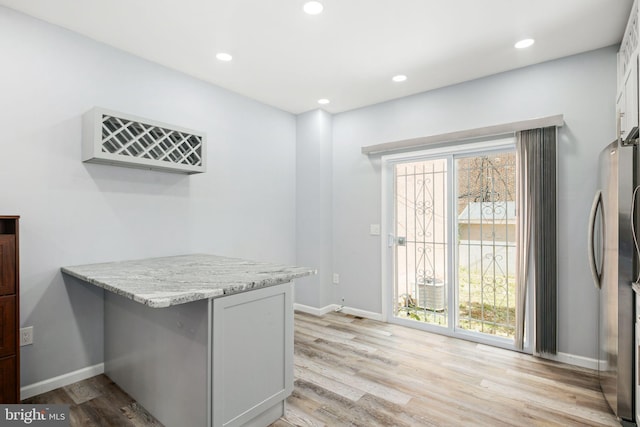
[588,190,603,289]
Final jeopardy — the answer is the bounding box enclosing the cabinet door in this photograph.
[0,296,16,358]
[0,356,17,403]
[0,235,16,296]
[624,58,639,134]
[617,91,625,140]
[212,283,293,427]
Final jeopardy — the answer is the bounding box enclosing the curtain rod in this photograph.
[361,114,564,155]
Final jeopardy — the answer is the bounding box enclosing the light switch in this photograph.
[370,224,381,235]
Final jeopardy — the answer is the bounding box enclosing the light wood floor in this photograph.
[274,312,619,427]
[25,311,620,426]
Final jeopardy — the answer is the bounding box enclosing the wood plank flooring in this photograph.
[276,312,619,427]
[22,374,162,426]
[23,311,619,426]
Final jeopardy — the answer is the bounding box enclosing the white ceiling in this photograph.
[0,0,633,114]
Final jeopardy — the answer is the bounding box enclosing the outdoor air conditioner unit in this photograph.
[417,279,445,311]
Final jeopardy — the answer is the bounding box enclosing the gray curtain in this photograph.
[515,126,557,354]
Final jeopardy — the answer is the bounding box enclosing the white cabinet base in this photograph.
[104,283,293,427]
[212,285,293,427]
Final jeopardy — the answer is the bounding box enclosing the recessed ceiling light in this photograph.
[303,1,324,15]
[216,52,233,61]
[514,38,535,49]
[392,75,407,82]
[317,98,330,105]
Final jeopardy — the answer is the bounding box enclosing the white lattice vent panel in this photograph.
[82,108,207,174]
[621,0,639,77]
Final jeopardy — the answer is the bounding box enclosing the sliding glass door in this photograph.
[394,158,450,327]
[386,140,526,349]
[456,152,517,338]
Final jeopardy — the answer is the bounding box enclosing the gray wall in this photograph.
[0,7,297,386]
[295,110,333,308]
[330,46,617,359]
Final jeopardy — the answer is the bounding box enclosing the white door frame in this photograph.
[380,137,533,352]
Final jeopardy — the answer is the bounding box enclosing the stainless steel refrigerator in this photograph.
[589,136,636,423]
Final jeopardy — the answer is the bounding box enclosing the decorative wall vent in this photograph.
[82,107,206,174]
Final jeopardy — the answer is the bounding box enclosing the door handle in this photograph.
[387,235,406,247]
[588,191,603,289]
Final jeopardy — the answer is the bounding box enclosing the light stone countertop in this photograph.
[61,253,316,308]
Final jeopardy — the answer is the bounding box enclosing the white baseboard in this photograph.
[541,352,598,370]
[294,303,338,316]
[21,363,105,400]
[339,306,383,321]
[294,303,383,321]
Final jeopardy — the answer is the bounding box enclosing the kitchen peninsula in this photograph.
[61,254,315,427]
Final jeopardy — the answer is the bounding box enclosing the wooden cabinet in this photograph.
[0,216,19,403]
[0,296,16,358]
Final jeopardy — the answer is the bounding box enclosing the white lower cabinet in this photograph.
[104,282,294,427]
[211,284,294,427]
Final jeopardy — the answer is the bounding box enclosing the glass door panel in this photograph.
[394,159,448,327]
[455,152,516,338]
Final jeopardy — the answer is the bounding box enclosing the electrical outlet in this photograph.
[20,326,33,346]
[332,273,340,284]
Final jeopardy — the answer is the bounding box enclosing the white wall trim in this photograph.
[381,159,391,323]
[540,352,599,370]
[294,303,337,316]
[362,114,564,155]
[21,363,105,400]
[294,303,383,321]
[339,306,384,321]
[380,138,515,163]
